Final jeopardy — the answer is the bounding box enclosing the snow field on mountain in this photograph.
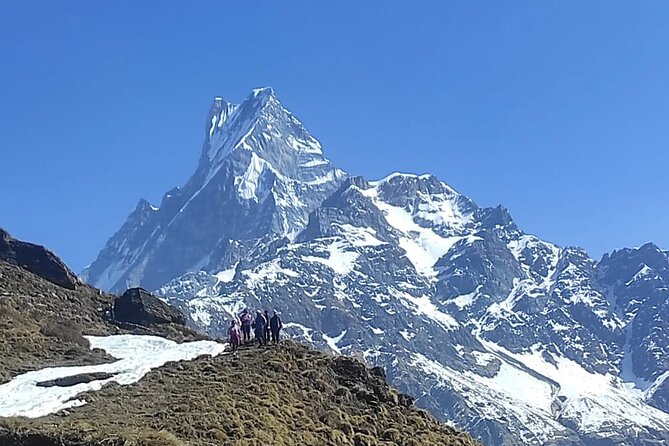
[302,241,358,275]
[323,329,348,354]
[301,158,329,168]
[410,351,567,442]
[187,299,216,326]
[235,152,267,200]
[283,322,314,340]
[444,287,480,309]
[243,258,299,287]
[334,223,386,247]
[390,288,459,329]
[297,225,385,276]
[214,263,237,283]
[360,184,469,278]
[481,341,669,433]
[0,335,226,418]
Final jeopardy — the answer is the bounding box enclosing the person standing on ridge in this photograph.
[239,308,252,343]
[254,310,267,346]
[264,309,271,344]
[228,319,241,354]
[269,310,283,344]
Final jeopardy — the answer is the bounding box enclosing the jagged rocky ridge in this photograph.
[84,87,669,445]
[82,88,345,292]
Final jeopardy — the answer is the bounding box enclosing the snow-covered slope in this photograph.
[86,88,669,445]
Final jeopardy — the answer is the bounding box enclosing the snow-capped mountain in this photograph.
[83,87,345,292]
[85,88,669,445]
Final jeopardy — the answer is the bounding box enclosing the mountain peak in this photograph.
[134,198,157,213]
[250,85,275,99]
[202,87,290,166]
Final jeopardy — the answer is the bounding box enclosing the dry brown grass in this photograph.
[0,342,480,446]
[0,261,201,384]
[40,320,90,348]
[0,263,118,383]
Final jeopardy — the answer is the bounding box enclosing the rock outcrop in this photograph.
[113,287,186,326]
[0,228,79,290]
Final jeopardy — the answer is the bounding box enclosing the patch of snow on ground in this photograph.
[287,134,323,154]
[187,300,214,326]
[284,322,314,340]
[370,172,434,185]
[370,327,384,335]
[0,335,226,418]
[335,224,386,247]
[414,192,469,228]
[481,340,669,434]
[410,352,567,442]
[305,170,336,186]
[483,361,556,411]
[301,158,329,168]
[445,287,480,309]
[646,371,669,400]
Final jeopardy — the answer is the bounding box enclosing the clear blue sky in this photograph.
[1,1,668,272]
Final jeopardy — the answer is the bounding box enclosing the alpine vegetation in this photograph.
[84,88,669,445]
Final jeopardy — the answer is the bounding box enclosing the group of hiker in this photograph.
[227,308,283,353]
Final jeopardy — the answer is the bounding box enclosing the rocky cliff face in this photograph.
[84,88,669,445]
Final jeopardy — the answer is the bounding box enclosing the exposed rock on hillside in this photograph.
[0,228,80,290]
[113,287,186,326]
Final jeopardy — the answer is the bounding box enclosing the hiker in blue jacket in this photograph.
[269,310,283,343]
[253,310,267,346]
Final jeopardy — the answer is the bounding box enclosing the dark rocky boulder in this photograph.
[113,287,186,326]
[0,228,80,290]
[36,372,115,388]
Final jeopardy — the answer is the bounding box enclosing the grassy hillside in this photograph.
[0,254,480,446]
[0,262,199,384]
[1,341,478,446]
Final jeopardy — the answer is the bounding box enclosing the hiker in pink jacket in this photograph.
[239,308,252,342]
